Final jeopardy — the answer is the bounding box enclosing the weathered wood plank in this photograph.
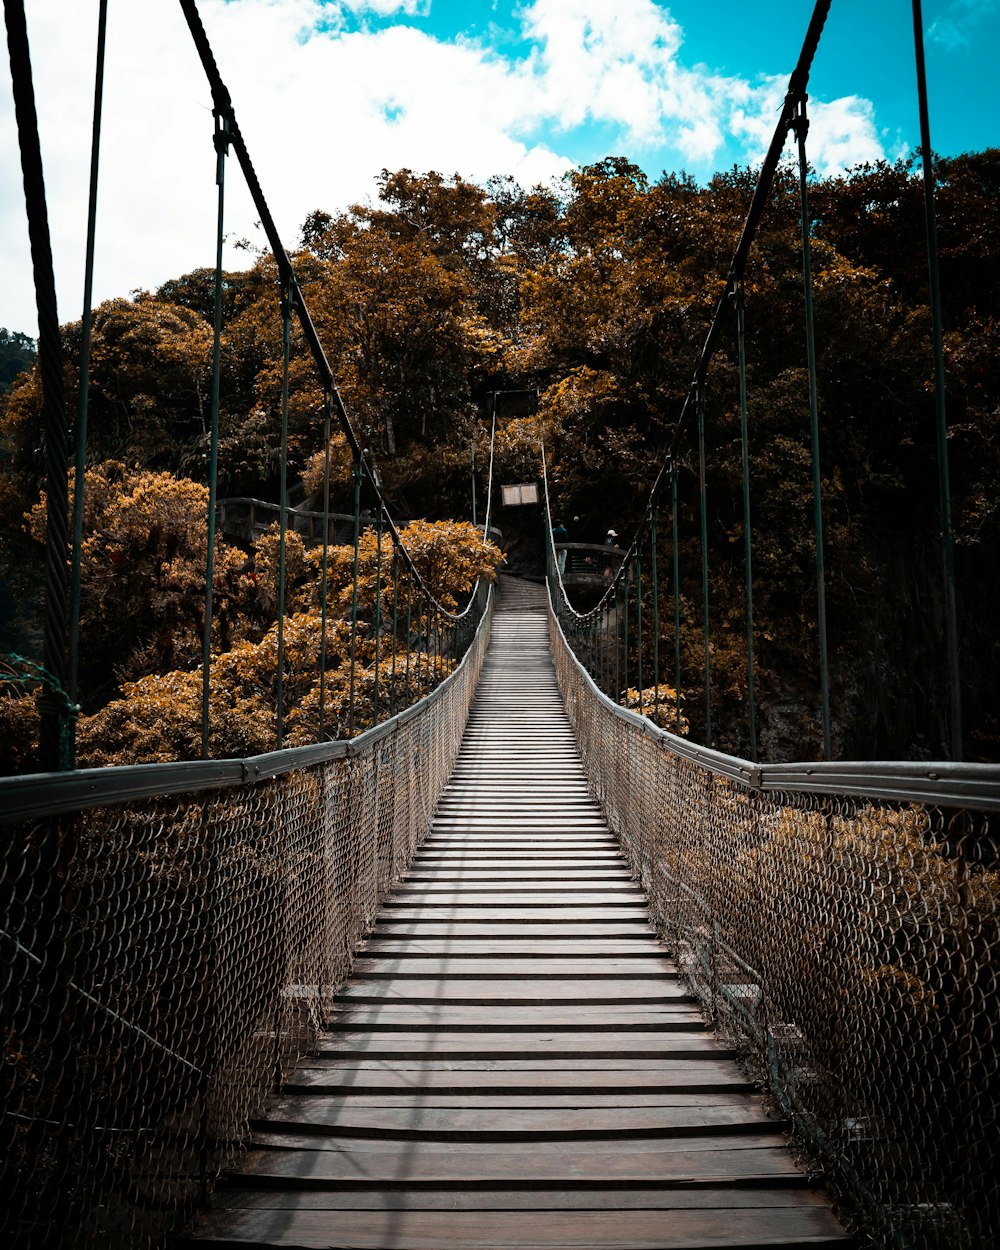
[334,979,692,1002]
[201,1186,842,1212]
[370,921,658,936]
[253,1100,784,1137]
[327,1002,702,1021]
[230,1141,809,1180]
[267,1093,765,1110]
[313,1031,722,1059]
[349,957,676,978]
[401,871,636,882]
[374,908,654,922]
[375,905,650,915]
[390,885,645,897]
[185,1205,854,1248]
[284,1063,753,1093]
[356,941,669,957]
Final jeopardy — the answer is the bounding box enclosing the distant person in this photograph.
[604,528,619,578]
[552,518,569,575]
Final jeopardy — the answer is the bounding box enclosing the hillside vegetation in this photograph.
[2,152,998,767]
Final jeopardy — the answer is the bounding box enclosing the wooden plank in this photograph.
[356,942,671,956]
[406,863,626,871]
[334,979,692,1001]
[254,1100,783,1137]
[248,1131,794,1156]
[326,1004,704,1024]
[285,1064,752,1093]
[268,1093,765,1110]
[312,1032,724,1059]
[370,922,657,936]
[324,1013,707,1032]
[291,1058,739,1072]
[200,1186,843,1212]
[390,884,644,895]
[229,1141,808,1182]
[374,908,653,922]
[415,851,621,859]
[401,871,636,882]
[349,957,676,976]
[393,882,640,894]
[184,1206,854,1247]
[379,897,649,909]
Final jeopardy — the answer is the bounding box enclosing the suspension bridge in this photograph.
[3,1,999,1248]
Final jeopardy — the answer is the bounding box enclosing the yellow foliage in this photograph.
[73,514,503,765]
[623,684,689,735]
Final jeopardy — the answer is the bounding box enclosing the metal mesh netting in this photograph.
[550,604,999,1250]
[1,593,491,1248]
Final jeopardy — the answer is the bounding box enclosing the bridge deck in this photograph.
[183,579,853,1248]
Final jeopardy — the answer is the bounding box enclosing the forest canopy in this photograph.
[2,150,998,769]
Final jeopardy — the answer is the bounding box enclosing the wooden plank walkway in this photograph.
[182,578,854,1249]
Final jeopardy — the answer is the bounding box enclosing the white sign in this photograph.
[501,483,539,506]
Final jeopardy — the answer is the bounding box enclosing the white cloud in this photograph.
[1,0,888,337]
[929,0,998,51]
[806,96,885,177]
[728,75,886,178]
[513,0,724,158]
[343,0,430,16]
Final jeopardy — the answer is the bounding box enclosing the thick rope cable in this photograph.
[637,0,832,546]
[545,0,832,629]
[177,0,487,627]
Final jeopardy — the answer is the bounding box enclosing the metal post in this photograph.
[68,0,108,739]
[794,96,832,760]
[318,391,332,741]
[735,282,759,761]
[347,455,362,735]
[404,570,412,697]
[651,507,660,723]
[636,542,644,716]
[201,110,228,759]
[912,0,963,760]
[623,556,630,701]
[671,459,682,736]
[390,543,399,715]
[471,427,477,528]
[613,588,621,701]
[275,282,293,749]
[603,603,610,696]
[373,504,383,722]
[696,383,712,745]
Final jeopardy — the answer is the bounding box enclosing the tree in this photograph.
[2,296,214,493]
[0,327,35,394]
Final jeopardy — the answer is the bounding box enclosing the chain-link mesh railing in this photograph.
[1,586,490,1249]
[550,597,999,1250]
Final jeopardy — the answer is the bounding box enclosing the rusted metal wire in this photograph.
[0,591,492,1247]
[550,599,999,1250]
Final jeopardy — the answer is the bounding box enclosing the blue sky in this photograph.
[2,0,998,337]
